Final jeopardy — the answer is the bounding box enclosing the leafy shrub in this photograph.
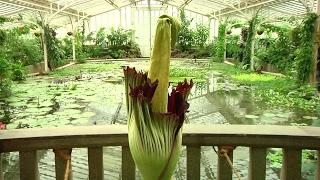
[62,37,73,59]
[0,53,11,97]
[294,13,317,85]
[226,35,240,59]
[194,24,209,48]
[213,22,227,62]
[177,10,194,52]
[11,63,26,81]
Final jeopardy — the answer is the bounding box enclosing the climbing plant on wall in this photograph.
[294,13,318,85]
[43,24,65,70]
[243,13,260,69]
[214,22,227,62]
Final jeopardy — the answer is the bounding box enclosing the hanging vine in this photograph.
[294,13,318,85]
[243,14,259,68]
[214,22,227,62]
[43,24,65,70]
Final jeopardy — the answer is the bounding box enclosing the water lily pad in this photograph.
[263,113,276,117]
[53,109,82,116]
[302,116,318,120]
[245,115,259,119]
[80,112,96,118]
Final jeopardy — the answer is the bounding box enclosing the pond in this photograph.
[1,60,319,179]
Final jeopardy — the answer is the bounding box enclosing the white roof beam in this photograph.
[0,0,47,13]
[104,0,120,9]
[4,0,87,18]
[48,0,79,20]
[216,0,291,17]
[298,0,311,11]
[178,0,193,10]
[212,0,249,19]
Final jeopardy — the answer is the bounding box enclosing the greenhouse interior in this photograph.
[0,0,320,179]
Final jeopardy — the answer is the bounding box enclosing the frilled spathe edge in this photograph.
[124,66,193,125]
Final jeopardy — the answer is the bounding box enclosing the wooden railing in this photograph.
[0,124,320,180]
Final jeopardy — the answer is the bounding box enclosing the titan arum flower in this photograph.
[124,15,193,180]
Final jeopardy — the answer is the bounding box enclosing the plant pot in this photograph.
[52,31,57,37]
[257,30,264,35]
[34,32,41,37]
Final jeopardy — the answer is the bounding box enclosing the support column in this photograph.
[131,6,136,40]
[42,28,49,72]
[70,18,76,61]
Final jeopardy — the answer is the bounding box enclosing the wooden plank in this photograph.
[187,146,201,180]
[0,153,4,180]
[1,125,320,152]
[88,147,103,180]
[317,150,320,180]
[19,150,39,180]
[122,146,135,180]
[280,148,301,180]
[55,149,73,180]
[249,147,266,180]
[217,147,233,180]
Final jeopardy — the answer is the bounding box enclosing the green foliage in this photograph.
[105,27,141,59]
[84,27,141,59]
[44,25,66,69]
[226,35,240,59]
[243,15,259,67]
[209,62,320,111]
[96,27,107,46]
[11,63,26,81]
[62,36,73,59]
[214,22,227,62]
[177,9,194,52]
[194,24,209,48]
[0,52,12,97]
[294,13,318,85]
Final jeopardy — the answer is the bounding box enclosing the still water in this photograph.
[1,61,319,179]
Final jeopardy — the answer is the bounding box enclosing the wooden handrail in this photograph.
[0,124,320,180]
[1,125,320,152]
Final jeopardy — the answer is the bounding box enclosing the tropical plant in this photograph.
[44,24,66,69]
[124,15,192,180]
[11,63,26,81]
[214,22,227,62]
[177,9,194,52]
[194,23,209,48]
[294,13,318,85]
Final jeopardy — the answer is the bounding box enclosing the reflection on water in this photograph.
[1,70,319,179]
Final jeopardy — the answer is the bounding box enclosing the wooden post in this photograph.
[88,147,104,180]
[281,148,301,180]
[19,151,39,180]
[217,147,233,180]
[187,146,201,180]
[0,153,4,180]
[249,147,266,180]
[317,150,320,180]
[54,149,73,180]
[122,146,135,180]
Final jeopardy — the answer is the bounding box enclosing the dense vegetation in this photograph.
[173,10,211,58]
[0,17,43,97]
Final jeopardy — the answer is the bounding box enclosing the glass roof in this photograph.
[0,0,317,23]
